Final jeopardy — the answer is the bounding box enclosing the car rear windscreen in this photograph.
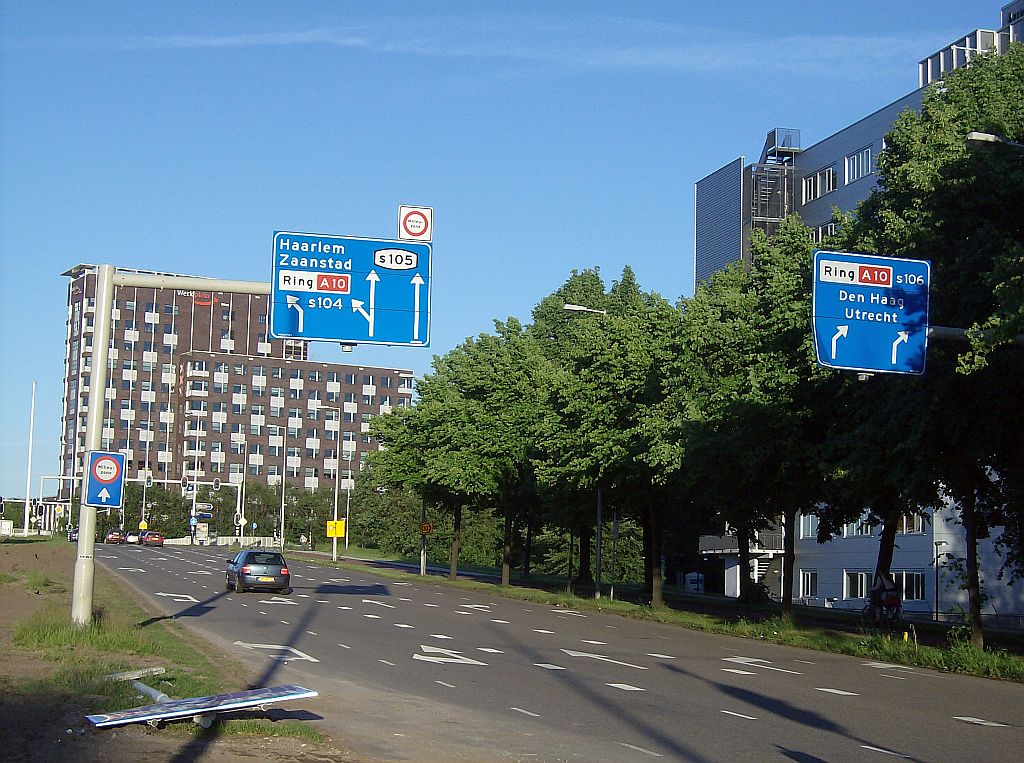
[250,553,284,565]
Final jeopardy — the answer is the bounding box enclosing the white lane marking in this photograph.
[860,745,912,758]
[816,688,859,696]
[533,629,554,634]
[307,631,317,636]
[379,660,395,666]
[281,620,290,625]
[478,648,504,654]
[240,603,248,608]
[257,596,297,605]
[435,681,456,688]
[423,603,440,608]
[430,634,453,640]
[794,659,816,664]
[328,578,350,583]
[413,645,487,665]
[882,674,906,680]
[393,582,412,586]
[647,653,675,659]
[456,611,474,615]
[616,742,661,758]
[721,669,756,675]
[317,600,329,603]
[259,611,267,615]
[363,614,381,619]
[551,609,587,618]
[511,707,540,717]
[185,570,211,575]
[535,663,565,670]
[363,599,396,608]
[395,624,414,629]
[462,604,491,611]
[561,650,648,670]
[491,619,509,624]
[723,656,802,674]
[117,568,146,573]
[233,641,319,662]
[337,606,352,610]
[582,640,607,645]
[337,643,351,649]
[953,716,1008,727]
[607,683,645,691]
[297,594,310,598]
[721,710,757,720]
[155,592,198,603]
[399,597,413,601]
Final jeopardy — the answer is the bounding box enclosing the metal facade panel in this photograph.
[694,157,744,287]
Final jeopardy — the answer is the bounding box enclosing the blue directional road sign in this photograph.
[84,451,127,509]
[270,231,432,346]
[812,250,931,375]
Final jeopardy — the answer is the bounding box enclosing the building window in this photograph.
[896,514,924,534]
[345,373,356,384]
[845,146,873,184]
[894,571,926,601]
[800,570,818,599]
[803,165,836,203]
[846,515,875,537]
[799,513,818,540]
[845,571,870,599]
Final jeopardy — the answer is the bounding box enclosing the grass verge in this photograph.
[315,556,1024,683]
[6,538,323,740]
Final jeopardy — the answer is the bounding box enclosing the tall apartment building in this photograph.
[693,0,1023,289]
[61,264,415,500]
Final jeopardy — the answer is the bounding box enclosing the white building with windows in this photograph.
[795,507,1021,627]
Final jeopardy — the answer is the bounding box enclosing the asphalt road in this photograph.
[94,543,1024,762]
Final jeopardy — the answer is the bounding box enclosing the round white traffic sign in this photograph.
[399,205,432,242]
[92,456,122,484]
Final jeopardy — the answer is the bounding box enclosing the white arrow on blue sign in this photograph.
[812,250,931,375]
[84,451,127,509]
[270,231,432,347]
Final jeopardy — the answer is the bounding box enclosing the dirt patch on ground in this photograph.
[0,539,363,763]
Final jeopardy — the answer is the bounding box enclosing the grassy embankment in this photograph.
[2,536,321,741]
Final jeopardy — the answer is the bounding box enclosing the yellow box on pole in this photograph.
[327,520,347,538]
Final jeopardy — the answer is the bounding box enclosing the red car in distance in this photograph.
[104,529,126,544]
[139,530,165,547]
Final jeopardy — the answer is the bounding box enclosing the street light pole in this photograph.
[345,452,353,550]
[934,539,948,621]
[22,380,37,537]
[280,414,289,550]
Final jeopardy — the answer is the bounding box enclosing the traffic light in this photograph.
[145,474,154,488]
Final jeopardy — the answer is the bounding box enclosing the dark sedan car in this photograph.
[225,550,290,594]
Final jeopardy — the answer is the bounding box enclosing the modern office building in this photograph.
[692,2,1023,625]
[694,0,1024,290]
[60,264,415,501]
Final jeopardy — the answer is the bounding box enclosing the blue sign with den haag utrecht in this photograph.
[812,250,931,375]
[270,231,432,347]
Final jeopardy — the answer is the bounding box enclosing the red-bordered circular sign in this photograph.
[402,210,429,238]
[92,455,122,484]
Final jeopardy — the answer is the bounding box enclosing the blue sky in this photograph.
[0,0,995,498]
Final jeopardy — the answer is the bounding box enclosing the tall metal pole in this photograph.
[72,264,115,626]
[594,487,603,600]
[934,540,948,621]
[332,447,341,562]
[419,498,427,576]
[279,417,288,549]
[22,380,37,536]
[345,469,352,550]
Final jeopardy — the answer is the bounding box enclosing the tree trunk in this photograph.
[449,504,462,580]
[566,530,574,594]
[649,504,663,608]
[641,511,654,601]
[501,510,513,587]
[781,508,797,618]
[578,525,594,587]
[523,518,533,578]
[736,521,752,601]
[963,493,985,650]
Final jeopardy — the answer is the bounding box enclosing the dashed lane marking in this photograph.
[953,716,1008,727]
[511,707,540,717]
[816,688,859,696]
[534,664,565,670]
[435,681,456,688]
[860,745,912,757]
[616,742,662,757]
[607,684,645,692]
[720,710,757,720]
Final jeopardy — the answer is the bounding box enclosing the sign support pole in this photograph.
[72,265,115,626]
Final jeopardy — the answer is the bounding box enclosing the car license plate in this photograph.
[258,576,275,582]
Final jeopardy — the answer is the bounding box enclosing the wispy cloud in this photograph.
[11,13,940,80]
